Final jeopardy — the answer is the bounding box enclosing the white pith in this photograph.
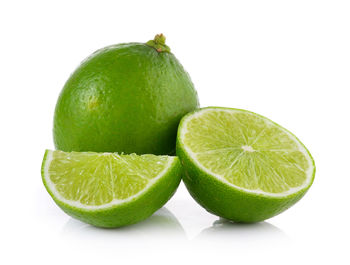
[180,108,315,198]
[43,150,175,210]
[241,145,255,152]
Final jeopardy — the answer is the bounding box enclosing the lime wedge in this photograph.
[41,150,182,228]
[176,107,315,222]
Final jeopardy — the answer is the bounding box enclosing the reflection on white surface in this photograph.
[196,218,290,246]
[61,202,289,247]
[61,207,187,243]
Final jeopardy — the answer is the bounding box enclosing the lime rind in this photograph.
[42,150,178,211]
[178,107,316,198]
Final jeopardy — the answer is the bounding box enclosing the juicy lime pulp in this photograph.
[41,150,182,227]
[179,108,314,196]
[53,35,199,155]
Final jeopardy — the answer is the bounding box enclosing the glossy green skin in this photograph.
[176,107,316,223]
[41,150,183,228]
[54,43,199,155]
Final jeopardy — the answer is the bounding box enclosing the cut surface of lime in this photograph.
[181,108,314,196]
[177,107,315,222]
[41,150,182,227]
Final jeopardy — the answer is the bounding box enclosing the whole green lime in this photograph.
[54,34,199,155]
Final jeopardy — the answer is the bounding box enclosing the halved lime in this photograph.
[41,150,182,228]
[176,107,315,222]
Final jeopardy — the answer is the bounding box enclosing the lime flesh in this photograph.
[176,107,315,222]
[41,150,182,227]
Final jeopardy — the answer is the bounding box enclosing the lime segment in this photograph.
[177,107,315,222]
[41,150,182,227]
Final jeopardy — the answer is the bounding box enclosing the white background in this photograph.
[1,0,349,264]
